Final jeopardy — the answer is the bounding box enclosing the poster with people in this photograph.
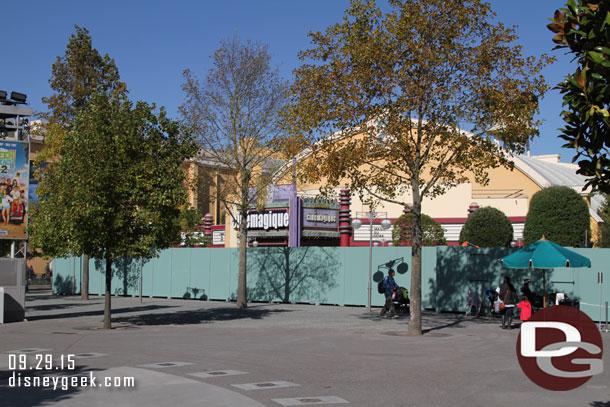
[0,141,29,239]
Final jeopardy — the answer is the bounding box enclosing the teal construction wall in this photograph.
[52,246,610,321]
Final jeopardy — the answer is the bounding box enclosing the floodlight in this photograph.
[10,91,27,104]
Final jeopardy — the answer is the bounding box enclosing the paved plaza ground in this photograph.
[1,291,609,407]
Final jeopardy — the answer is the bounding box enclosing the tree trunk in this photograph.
[236,203,248,308]
[236,172,251,309]
[103,257,112,329]
[81,254,89,300]
[408,184,423,336]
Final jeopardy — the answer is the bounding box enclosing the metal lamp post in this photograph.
[352,211,392,312]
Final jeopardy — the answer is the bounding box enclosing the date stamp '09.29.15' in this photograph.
[7,353,136,391]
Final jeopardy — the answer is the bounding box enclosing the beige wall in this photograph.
[184,162,230,225]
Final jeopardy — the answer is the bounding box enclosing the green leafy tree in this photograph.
[279,0,551,335]
[392,213,446,246]
[596,195,610,247]
[549,1,610,193]
[29,92,197,329]
[523,186,590,246]
[458,207,513,247]
[179,207,209,247]
[40,25,127,130]
[180,36,287,309]
[38,25,127,300]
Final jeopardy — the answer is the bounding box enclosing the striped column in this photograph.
[203,213,213,243]
[339,189,351,247]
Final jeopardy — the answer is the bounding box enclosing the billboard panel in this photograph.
[302,208,339,229]
[0,141,29,239]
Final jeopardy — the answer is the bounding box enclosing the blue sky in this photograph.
[3,1,575,159]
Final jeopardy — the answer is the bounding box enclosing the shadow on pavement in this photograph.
[356,310,503,334]
[112,306,292,326]
[0,365,103,407]
[26,300,104,312]
[26,305,177,321]
[590,402,610,407]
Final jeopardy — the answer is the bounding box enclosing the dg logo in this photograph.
[516,305,604,391]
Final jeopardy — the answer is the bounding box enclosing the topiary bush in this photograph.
[459,206,513,247]
[392,213,447,246]
[523,186,590,246]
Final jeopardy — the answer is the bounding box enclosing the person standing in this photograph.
[517,295,532,323]
[380,269,400,318]
[521,279,534,304]
[500,276,518,329]
[1,188,12,225]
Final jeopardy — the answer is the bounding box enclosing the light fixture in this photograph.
[468,202,479,214]
[353,210,391,313]
[10,91,27,104]
[252,239,259,247]
[381,218,392,230]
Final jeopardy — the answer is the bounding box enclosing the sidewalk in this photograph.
[1,293,609,407]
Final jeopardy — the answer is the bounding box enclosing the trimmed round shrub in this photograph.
[523,186,590,246]
[459,206,513,247]
[392,213,447,246]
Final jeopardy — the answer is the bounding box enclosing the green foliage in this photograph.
[523,186,590,246]
[179,207,209,247]
[41,25,127,128]
[37,26,128,167]
[549,2,610,194]
[29,92,198,260]
[458,207,513,247]
[392,213,446,246]
[596,194,610,247]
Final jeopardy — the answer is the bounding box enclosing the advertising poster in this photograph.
[0,140,29,239]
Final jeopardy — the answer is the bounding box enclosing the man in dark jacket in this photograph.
[521,279,534,304]
[380,269,400,318]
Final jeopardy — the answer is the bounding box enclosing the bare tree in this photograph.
[180,36,287,308]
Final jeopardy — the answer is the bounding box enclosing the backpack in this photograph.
[377,278,386,294]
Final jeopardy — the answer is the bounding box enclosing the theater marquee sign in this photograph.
[302,208,339,229]
[231,209,289,230]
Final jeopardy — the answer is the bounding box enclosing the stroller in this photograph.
[486,288,502,317]
[392,287,410,314]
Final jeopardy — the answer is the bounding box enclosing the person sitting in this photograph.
[465,289,482,317]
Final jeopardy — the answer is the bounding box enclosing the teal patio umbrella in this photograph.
[500,236,591,307]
